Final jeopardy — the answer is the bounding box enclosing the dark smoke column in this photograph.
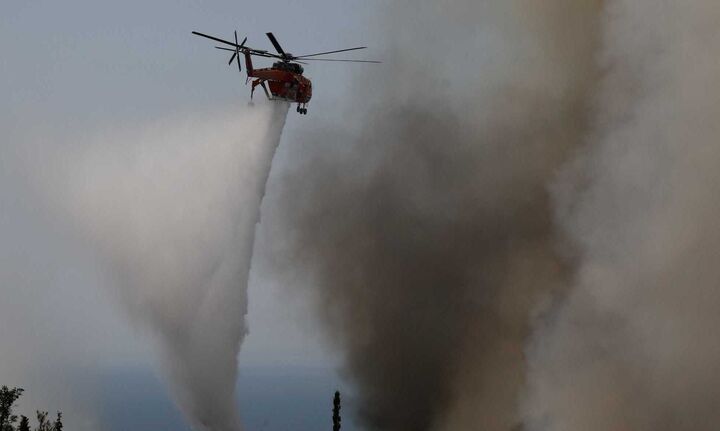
[263,1,602,430]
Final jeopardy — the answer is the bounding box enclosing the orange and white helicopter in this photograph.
[192,30,380,115]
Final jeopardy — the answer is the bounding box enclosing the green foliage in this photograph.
[17,417,29,431]
[52,413,61,431]
[34,412,51,431]
[332,391,341,431]
[0,386,24,431]
[0,387,62,431]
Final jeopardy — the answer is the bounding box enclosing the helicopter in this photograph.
[192,30,380,115]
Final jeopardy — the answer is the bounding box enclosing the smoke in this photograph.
[265,1,720,429]
[260,1,602,430]
[41,102,289,431]
[523,1,720,430]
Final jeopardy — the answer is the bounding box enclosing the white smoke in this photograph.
[524,1,720,430]
[40,102,289,431]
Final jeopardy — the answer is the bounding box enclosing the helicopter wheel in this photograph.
[296,105,300,113]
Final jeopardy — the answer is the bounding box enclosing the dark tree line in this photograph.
[0,387,62,431]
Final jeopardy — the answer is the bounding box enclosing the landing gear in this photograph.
[252,79,271,101]
[296,104,308,115]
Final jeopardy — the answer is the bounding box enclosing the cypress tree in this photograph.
[332,391,341,431]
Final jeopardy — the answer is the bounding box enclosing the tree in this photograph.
[17,416,29,431]
[0,387,62,431]
[0,386,24,431]
[332,391,341,431]
[35,411,52,431]
[51,413,61,431]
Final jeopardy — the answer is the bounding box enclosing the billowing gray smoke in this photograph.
[261,1,602,430]
[524,2,720,430]
[266,1,720,429]
[44,102,288,431]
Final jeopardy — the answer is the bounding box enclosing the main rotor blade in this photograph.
[228,52,237,65]
[247,51,280,58]
[295,46,367,58]
[266,32,286,56]
[251,51,282,59]
[301,58,381,63]
[192,31,239,47]
[215,46,280,58]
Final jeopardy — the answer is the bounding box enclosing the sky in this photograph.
[1,1,382,429]
[7,2,720,431]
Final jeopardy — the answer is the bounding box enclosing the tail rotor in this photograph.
[226,31,247,72]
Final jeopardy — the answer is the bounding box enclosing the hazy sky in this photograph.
[8,3,719,431]
[1,1,383,429]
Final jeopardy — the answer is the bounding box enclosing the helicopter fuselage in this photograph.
[245,52,312,109]
[192,29,378,115]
